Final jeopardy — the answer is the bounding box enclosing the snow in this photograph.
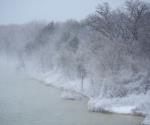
[111,106,136,114]
[88,98,136,114]
[88,93,150,125]
[61,90,85,100]
[23,67,94,97]
[88,93,150,115]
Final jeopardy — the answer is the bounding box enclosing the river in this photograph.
[0,66,143,125]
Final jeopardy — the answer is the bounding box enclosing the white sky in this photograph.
[0,0,149,24]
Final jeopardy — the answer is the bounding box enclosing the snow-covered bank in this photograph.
[88,94,150,125]
[88,93,150,116]
[23,66,94,98]
[22,67,149,123]
[21,66,149,125]
[61,90,85,100]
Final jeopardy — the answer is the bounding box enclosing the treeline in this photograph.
[0,0,150,98]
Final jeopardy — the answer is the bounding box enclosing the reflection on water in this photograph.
[0,68,143,125]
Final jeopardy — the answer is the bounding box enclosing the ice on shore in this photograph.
[88,93,150,116]
[61,90,85,100]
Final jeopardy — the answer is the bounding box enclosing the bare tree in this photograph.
[125,0,150,40]
[86,3,115,39]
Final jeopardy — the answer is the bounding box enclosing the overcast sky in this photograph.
[0,0,148,24]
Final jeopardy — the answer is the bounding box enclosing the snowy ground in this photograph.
[61,90,85,100]
[88,93,150,115]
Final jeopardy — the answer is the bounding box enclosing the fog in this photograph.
[0,0,150,125]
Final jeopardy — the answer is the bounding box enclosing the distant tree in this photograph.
[125,0,150,40]
[68,36,79,53]
[86,3,114,39]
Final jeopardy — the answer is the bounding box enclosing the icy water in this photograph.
[0,67,143,125]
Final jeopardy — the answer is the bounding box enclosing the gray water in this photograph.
[0,66,143,125]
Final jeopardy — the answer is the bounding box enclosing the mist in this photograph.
[0,0,150,125]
